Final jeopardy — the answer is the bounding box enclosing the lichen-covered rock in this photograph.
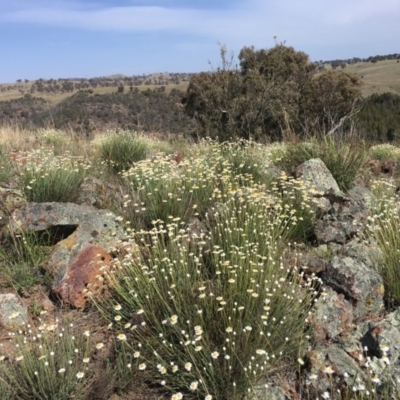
[76,176,125,209]
[321,256,384,319]
[304,345,367,397]
[347,185,375,211]
[361,309,400,367]
[9,202,126,307]
[248,384,289,400]
[294,158,342,196]
[52,244,112,308]
[341,238,383,271]
[314,194,368,244]
[308,287,354,343]
[0,289,29,329]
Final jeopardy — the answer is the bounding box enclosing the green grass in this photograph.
[0,230,52,292]
[0,320,94,400]
[274,134,368,192]
[17,148,91,202]
[324,59,400,97]
[98,131,149,174]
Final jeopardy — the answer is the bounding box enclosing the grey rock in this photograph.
[294,158,342,196]
[0,289,29,329]
[326,345,367,386]
[341,238,383,270]
[309,287,354,343]
[347,185,375,211]
[76,176,124,209]
[314,194,368,244]
[248,384,289,400]
[321,256,384,319]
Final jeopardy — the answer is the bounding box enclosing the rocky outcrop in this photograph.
[9,202,126,307]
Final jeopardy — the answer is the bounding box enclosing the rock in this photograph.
[294,158,343,197]
[10,202,124,255]
[361,309,400,365]
[9,202,126,307]
[52,244,113,308]
[248,384,289,400]
[76,176,124,209]
[321,256,384,319]
[293,160,370,245]
[314,193,368,244]
[347,185,375,211]
[305,345,367,396]
[0,188,26,230]
[308,287,354,343]
[0,289,29,329]
[341,238,383,271]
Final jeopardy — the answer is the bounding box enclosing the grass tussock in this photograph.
[365,180,400,307]
[16,148,91,202]
[0,319,94,400]
[275,134,368,192]
[97,131,150,174]
[94,176,322,399]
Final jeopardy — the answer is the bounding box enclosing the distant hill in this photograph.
[323,59,400,96]
[0,72,195,106]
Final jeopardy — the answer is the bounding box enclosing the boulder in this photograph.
[0,289,29,329]
[314,191,368,244]
[9,202,126,307]
[308,287,354,344]
[321,256,384,319]
[294,158,343,197]
[52,244,113,308]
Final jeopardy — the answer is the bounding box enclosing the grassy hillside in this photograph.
[0,73,191,106]
[328,59,400,96]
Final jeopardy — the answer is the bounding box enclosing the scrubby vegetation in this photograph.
[1,126,400,399]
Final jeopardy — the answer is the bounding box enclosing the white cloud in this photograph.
[2,0,399,55]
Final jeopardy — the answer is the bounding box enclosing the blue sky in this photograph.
[1,0,399,83]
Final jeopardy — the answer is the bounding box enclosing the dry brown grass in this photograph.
[0,81,189,105]
[0,125,38,152]
[325,59,400,96]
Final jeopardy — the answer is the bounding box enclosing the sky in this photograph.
[1,0,399,83]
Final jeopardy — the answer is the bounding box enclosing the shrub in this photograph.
[369,143,400,162]
[17,149,90,202]
[0,320,94,399]
[365,181,400,307]
[98,131,149,174]
[95,181,320,399]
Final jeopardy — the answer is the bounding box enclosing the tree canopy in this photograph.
[184,44,363,141]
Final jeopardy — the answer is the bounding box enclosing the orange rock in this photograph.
[52,244,112,308]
